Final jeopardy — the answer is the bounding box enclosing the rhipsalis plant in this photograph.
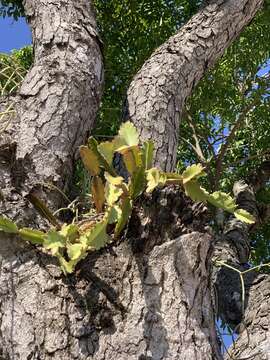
[0,47,32,96]
[0,122,255,274]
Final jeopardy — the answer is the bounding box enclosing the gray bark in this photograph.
[0,0,104,357]
[0,0,266,359]
[18,0,103,191]
[0,0,103,237]
[0,0,103,222]
[212,179,270,359]
[126,0,264,171]
[225,274,270,360]
[126,0,270,356]
[0,190,221,359]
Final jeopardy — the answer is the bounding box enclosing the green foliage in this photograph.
[182,164,206,184]
[91,176,105,213]
[0,122,255,274]
[114,196,132,238]
[146,168,167,193]
[173,4,270,261]
[0,0,24,20]
[184,180,209,203]
[177,3,270,193]
[0,46,33,96]
[79,146,101,176]
[142,141,154,170]
[234,209,256,224]
[251,222,270,268]
[146,163,255,224]
[117,121,139,148]
[92,0,202,136]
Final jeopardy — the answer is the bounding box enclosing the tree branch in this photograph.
[228,149,270,168]
[183,107,206,163]
[126,0,264,171]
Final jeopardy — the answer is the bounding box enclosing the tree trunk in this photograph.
[0,0,103,220]
[17,0,103,191]
[0,189,222,359]
[0,0,266,359]
[0,0,104,358]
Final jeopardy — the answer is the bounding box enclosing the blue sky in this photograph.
[0,17,31,53]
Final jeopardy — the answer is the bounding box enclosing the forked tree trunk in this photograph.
[0,0,267,359]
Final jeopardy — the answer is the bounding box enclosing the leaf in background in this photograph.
[44,230,66,255]
[182,164,205,184]
[117,121,139,147]
[146,168,167,193]
[85,221,111,250]
[183,181,209,202]
[91,176,105,213]
[105,182,123,206]
[142,141,154,170]
[98,141,115,165]
[79,145,100,176]
[18,228,45,244]
[207,191,237,212]
[234,209,255,224]
[114,197,132,238]
[0,216,18,233]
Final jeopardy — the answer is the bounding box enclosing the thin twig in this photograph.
[183,107,206,163]
[209,135,227,146]
[228,150,270,168]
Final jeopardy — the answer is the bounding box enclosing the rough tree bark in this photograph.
[212,174,270,360]
[0,0,267,359]
[0,0,103,223]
